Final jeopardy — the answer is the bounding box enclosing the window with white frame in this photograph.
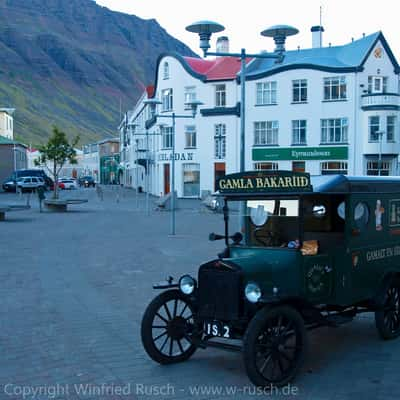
[321,161,348,175]
[254,162,278,171]
[214,124,226,159]
[292,79,307,103]
[366,160,390,176]
[161,126,173,149]
[368,76,387,93]
[163,62,169,79]
[321,118,348,143]
[368,116,380,142]
[254,121,278,145]
[292,120,307,145]
[323,76,347,100]
[184,86,196,109]
[256,81,277,105]
[161,89,173,111]
[387,115,396,142]
[185,125,196,148]
[215,84,226,107]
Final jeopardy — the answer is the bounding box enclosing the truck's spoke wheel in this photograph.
[376,278,400,340]
[141,290,198,364]
[244,306,307,387]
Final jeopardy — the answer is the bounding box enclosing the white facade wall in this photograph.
[0,110,14,139]
[121,36,400,198]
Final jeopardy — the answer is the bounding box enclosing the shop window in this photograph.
[366,160,390,176]
[254,162,278,171]
[321,161,348,175]
[183,163,200,197]
[292,161,305,173]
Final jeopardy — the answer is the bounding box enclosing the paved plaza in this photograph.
[0,187,399,400]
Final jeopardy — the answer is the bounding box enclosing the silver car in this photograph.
[16,176,45,192]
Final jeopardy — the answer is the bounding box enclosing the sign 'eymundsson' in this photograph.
[216,171,312,194]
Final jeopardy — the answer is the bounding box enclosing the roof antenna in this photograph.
[319,5,322,46]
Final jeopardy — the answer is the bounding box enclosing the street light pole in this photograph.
[144,99,203,236]
[145,128,150,216]
[171,113,176,234]
[186,21,298,230]
[378,130,385,176]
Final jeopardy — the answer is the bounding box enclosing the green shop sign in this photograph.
[252,146,348,161]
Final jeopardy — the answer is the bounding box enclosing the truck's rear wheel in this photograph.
[375,277,400,340]
[243,305,307,387]
[141,290,198,364]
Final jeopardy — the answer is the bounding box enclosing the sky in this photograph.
[95,0,400,60]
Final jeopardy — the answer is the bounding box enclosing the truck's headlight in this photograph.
[179,275,196,295]
[245,283,262,303]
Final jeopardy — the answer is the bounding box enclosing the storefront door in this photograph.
[214,162,226,191]
[164,164,170,194]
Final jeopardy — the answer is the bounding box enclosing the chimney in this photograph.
[311,25,324,48]
[216,36,229,54]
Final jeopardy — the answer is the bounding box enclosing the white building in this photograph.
[0,108,15,139]
[120,28,400,198]
[82,142,100,182]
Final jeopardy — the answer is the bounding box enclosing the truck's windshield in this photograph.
[226,199,300,248]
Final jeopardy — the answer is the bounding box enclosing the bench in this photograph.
[44,199,88,212]
[0,205,30,221]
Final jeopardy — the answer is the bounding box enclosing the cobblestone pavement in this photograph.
[0,187,399,400]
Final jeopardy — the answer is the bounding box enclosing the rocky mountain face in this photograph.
[0,0,196,145]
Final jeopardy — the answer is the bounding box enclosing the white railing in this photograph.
[361,93,400,108]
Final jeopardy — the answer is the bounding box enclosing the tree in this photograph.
[34,126,80,199]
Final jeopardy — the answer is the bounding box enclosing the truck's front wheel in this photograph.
[141,290,198,364]
[243,305,307,387]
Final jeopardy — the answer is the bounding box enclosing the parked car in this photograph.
[49,181,65,191]
[16,176,46,192]
[2,179,17,192]
[3,169,53,191]
[78,176,96,187]
[59,178,78,189]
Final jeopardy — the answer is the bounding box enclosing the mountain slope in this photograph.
[0,0,197,145]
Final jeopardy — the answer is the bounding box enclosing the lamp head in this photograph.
[185,100,204,117]
[144,98,162,115]
[186,20,225,56]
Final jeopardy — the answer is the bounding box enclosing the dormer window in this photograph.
[368,76,387,93]
[163,62,169,79]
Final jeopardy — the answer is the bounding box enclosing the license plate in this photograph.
[204,321,230,338]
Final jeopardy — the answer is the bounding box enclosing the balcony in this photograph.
[361,93,400,111]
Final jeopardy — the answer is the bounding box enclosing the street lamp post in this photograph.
[186,21,298,227]
[377,130,385,176]
[144,99,203,235]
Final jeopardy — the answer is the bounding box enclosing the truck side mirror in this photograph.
[209,233,225,241]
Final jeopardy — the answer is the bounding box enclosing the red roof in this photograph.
[184,56,252,81]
